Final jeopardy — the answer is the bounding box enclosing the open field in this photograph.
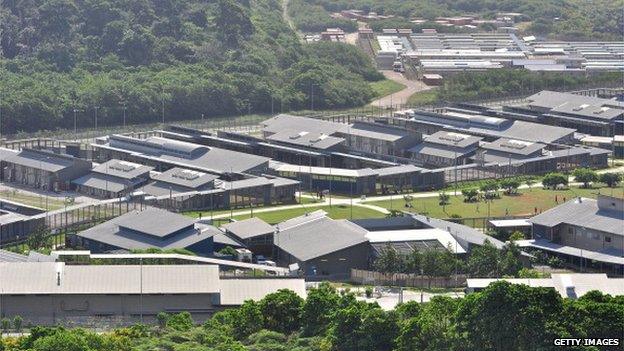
[0,190,68,210]
[228,204,384,224]
[369,79,406,98]
[407,88,439,105]
[365,186,624,219]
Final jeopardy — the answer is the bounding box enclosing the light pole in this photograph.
[73,108,79,139]
[122,102,127,128]
[94,106,99,137]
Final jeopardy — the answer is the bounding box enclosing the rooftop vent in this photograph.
[109,161,137,172]
[593,107,610,114]
[500,139,532,150]
[572,104,590,111]
[439,132,467,142]
[172,169,202,181]
[289,131,309,140]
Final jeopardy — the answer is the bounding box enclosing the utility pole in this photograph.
[73,108,78,139]
[161,85,165,125]
[122,102,127,128]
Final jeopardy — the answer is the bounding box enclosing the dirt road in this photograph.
[370,70,431,108]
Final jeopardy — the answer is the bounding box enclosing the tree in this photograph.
[499,178,520,195]
[479,181,499,199]
[301,282,340,336]
[599,172,622,187]
[542,172,568,189]
[466,240,501,278]
[508,231,525,241]
[218,246,237,256]
[32,330,90,351]
[166,312,194,331]
[156,312,168,329]
[461,188,478,202]
[525,176,537,191]
[232,300,263,339]
[27,225,50,251]
[374,244,404,274]
[438,192,450,205]
[456,282,564,351]
[0,318,9,334]
[12,316,22,334]
[259,289,304,334]
[573,168,598,188]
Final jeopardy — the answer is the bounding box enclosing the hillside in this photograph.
[297,0,623,40]
[0,0,381,134]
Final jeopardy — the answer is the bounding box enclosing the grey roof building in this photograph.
[477,138,546,163]
[74,208,216,255]
[519,90,624,136]
[528,195,623,273]
[72,159,153,198]
[274,210,370,277]
[94,135,270,175]
[406,109,576,144]
[0,261,306,325]
[140,167,218,197]
[221,217,276,256]
[409,131,482,167]
[1,148,92,191]
[261,115,420,156]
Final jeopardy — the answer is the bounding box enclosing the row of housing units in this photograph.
[2,191,622,326]
[371,31,624,76]
[0,90,619,205]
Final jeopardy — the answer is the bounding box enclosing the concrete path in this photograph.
[370,70,431,108]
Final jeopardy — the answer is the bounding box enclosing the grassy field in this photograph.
[0,190,68,210]
[369,79,406,98]
[365,186,624,219]
[227,204,384,224]
[407,89,439,105]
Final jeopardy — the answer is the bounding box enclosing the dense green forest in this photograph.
[435,70,622,103]
[1,282,622,351]
[0,0,381,134]
[301,0,623,40]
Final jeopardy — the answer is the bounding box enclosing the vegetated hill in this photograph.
[302,0,623,40]
[0,0,382,134]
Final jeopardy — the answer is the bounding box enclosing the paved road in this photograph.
[370,70,432,108]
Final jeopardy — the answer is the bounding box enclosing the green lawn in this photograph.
[0,190,68,210]
[369,79,406,98]
[365,186,624,219]
[407,88,439,105]
[228,204,385,224]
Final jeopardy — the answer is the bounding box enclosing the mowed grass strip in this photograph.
[365,186,624,219]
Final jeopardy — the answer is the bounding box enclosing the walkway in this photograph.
[370,70,431,108]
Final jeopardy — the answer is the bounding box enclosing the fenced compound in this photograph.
[351,269,467,289]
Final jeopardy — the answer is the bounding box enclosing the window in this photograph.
[605,236,612,243]
[592,233,601,240]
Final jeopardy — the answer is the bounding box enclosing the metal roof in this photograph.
[0,262,221,295]
[348,121,413,142]
[3,149,77,172]
[528,198,624,235]
[424,131,482,148]
[104,135,270,174]
[76,208,215,251]
[270,161,377,178]
[92,159,153,180]
[266,130,345,150]
[481,138,546,156]
[409,143,472,159]
[222,217,275,240]
[115,208,196,238]
[219,278,307,305]
[526,91,624,120]
[365,228,466,254]
[488,219,531,228]
[72,173,137,193]
[515,239,624,265]
[152,167,218,189]
[275,215,369,261]
[410,214,505,249]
